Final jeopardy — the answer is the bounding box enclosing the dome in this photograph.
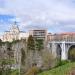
[10,22,20,34]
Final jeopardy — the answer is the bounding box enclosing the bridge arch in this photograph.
[68,45,75,61]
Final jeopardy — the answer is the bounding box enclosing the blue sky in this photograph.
[0,0,75,35]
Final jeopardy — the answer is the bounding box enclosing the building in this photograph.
[1,23,47,42]
[3,24,20,42]
[47,32,75,42]
[1,22,75,43]
[59,32,75,41]
[2,23,29,42]
[19,32,29,40]
[29,29,47,42]
[47,33,54,42]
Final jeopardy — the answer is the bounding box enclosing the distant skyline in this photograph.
[0,0,75,35]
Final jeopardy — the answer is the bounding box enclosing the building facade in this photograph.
[47,32,75,42]
[2,23,29,42]
[1,22,75,43]
[29,29,47,42]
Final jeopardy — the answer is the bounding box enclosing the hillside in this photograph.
[38,62,75,75]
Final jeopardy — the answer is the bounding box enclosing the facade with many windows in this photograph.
[47,32,75,42]
[1,22,75,42]
[29,29,47,42]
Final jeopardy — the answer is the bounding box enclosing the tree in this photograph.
[42,50,55,70]
[7,42,14,72]
[20,48,26,75]
[35,39,44,51]
[7,43,13,59]
[0,39,2,46]
[27,35,35,50]
[21,48,26,65]
[68,48,75,61]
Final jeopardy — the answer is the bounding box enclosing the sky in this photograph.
[0,0,75,35]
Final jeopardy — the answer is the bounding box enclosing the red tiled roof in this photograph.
[58,32,75,35]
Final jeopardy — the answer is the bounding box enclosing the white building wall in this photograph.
[19,32,29,40]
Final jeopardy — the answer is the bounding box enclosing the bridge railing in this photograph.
[48,40,75,44]
[49,39,75,42]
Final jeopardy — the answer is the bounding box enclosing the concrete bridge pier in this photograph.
[61,42,67,60]
[51,42,57,58]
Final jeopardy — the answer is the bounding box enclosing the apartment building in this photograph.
[29,29,47,42]
[47,32,75,42]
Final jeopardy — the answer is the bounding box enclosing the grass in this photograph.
[11,70,19,75]
[38,62,75,75]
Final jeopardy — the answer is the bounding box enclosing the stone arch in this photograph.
[56,44,62,59]
[68,45,75,61]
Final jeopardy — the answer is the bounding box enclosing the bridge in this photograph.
[48,41,75,60]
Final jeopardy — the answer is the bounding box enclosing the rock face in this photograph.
[0,40,54,73]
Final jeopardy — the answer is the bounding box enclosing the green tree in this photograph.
[7,44,13,60]
[68,48,75,61]
[27,35,35,50]
[42,50,55,69]
[35,39,44,51]
[0,39,2,46]
[20,48,26,75]
[21,48,26,65]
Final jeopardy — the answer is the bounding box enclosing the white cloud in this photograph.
[0,0,75,32]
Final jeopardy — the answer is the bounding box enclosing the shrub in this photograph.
[25,66,40,75]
